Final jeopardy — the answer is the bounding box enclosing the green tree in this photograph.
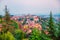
[29,28,41,40]
[29,28,51,40]
[3,5,11,33]
[30,18,34,21]
[0,31,15,40]
[48,11,54,37]
[4,5,10,23]
[5,31,15,40]
[0,15,2,23]
[48,11,59,40]
[13,29,25,40]
[57,18,60,39]
[58,18,60,26]
[22,18,27,25]
[41,20,47,30]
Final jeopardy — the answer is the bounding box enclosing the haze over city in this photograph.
[0,0,60,15]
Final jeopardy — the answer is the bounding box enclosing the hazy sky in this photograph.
[0,0,60,15]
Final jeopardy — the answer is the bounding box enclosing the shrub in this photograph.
[0,31,15,40]
[29,28,52,40]
[13,29,25,40]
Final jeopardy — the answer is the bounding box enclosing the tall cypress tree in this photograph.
[49,11,54,30]
[5,5,10,22]
[3,5,11,33]
[48,11,55,39]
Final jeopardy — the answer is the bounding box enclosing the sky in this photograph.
[0,0,60,16]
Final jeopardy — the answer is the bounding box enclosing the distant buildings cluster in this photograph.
[10,15,43,33]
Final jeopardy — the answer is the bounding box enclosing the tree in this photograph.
[29,28,52,40]
[2,5,12,33]
[48,11,59,40]
[29,28,41,40]
[22,18,27,25]
[57,18,60,40]
[41,20,47,30]
[13,29,25,40]
[0,31,15,40]
[4,5,10,23]
[0,15,2,23]
[58,18,60,26]
[30,18,34,21]
[48,11,54,36]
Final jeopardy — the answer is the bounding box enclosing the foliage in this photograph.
[40,31,52,40]
[13,29,25,40]
[11,20,18,28]
[48,11,55,38]
[4,5,10,22]
[29,28,52,40]
[18,18,23,21]
[30,18,34,21]
[22,18,27,25]
[57,19,60,39]
[29,28,41,40]
[47,11,60,40]
[0,31,15,40]
[41,21,47,30]
[0,15,2,23]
